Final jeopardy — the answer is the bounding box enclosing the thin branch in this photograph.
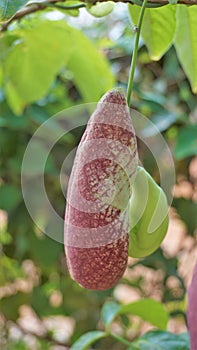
[50,3,86,9]
[0,0,85,32]
[127,0,148,106]
[0,0,197,33]
[17,323,70,348]
[2,314,70,348]
[17,321,70,348]
[0,3,46,32]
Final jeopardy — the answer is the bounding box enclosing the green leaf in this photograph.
[21,138,57,176]
[5,80,27,115]
[131,330,189,350]
[0,34,20,62]
[0,0,27,20]
[129,167,169,258]
[174,6,197,93]
[6,340,29,350]
[101,299,169,329]
[67,27,115,102]
[70,331,107,350]
[0,104,28,129]
[143,112,178,136]
[3,20,73,114]
[173,198,197,235]
[174,125,197,159]
[0,292,30,321]
[129,5,176,60]
[0,185,22,211]
[31,284,58,316]
[29,233,62,270]
[87,1,114,17]
[3,19,114,114]
[101,301,121,326]
[0,255,24,285]
[119,299,169,330]
[0,231,12,245]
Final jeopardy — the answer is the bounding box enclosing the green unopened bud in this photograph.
[87,1,114,17]
[129,166,169,258]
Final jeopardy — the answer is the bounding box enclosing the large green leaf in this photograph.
[0,34,20,61]
[174,6,197,93]
[119,299,169,330]
[2,19,114,114]
[101,299,169,330]
[129,5,176,60]
[3,20,72,114]
[70,331,107,350]
[67,26,115,102]
[101,301,120,326]
[0,0,27,20]
[129,330,189,350]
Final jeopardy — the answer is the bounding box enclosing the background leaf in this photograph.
[130,330,189,350]
[3,20,73,114]
[70,331,106,350]
[101,301,120,326]
[101,299,169,329]
[0,4,196,349]
[67,26,115,102]
[119,299,169,329]
[0,0,27,20]
[174,6,197,93]
[174,125,197,159]
[2,19,114,114]
[0,255,24,286]
[0,185,22,211]
[129,5,176,60]
[173,198,197,235]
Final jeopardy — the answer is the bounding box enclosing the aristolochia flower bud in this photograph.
[64,89,138,290]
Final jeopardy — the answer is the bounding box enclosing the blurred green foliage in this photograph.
[0,2,196,349]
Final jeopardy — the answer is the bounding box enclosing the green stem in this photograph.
[110,332,132,347]
[28,1,86,10]
[126,0,148,107]
[49,3,86,9]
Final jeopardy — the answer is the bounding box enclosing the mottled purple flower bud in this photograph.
[64,89,138,290]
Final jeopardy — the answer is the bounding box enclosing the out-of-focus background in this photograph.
[0,3,197,349]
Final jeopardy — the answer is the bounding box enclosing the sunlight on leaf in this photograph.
[174,6,197,93]
[129,5,176,60]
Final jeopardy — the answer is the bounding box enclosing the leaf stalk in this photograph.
[126,0,148,106]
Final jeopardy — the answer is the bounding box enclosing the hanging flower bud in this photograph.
[64,89,138,290]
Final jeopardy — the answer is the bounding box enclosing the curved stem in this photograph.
[110,332,132,346]
[0,1,85,32]
[35,1,86,10]
[126,0,148,107]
